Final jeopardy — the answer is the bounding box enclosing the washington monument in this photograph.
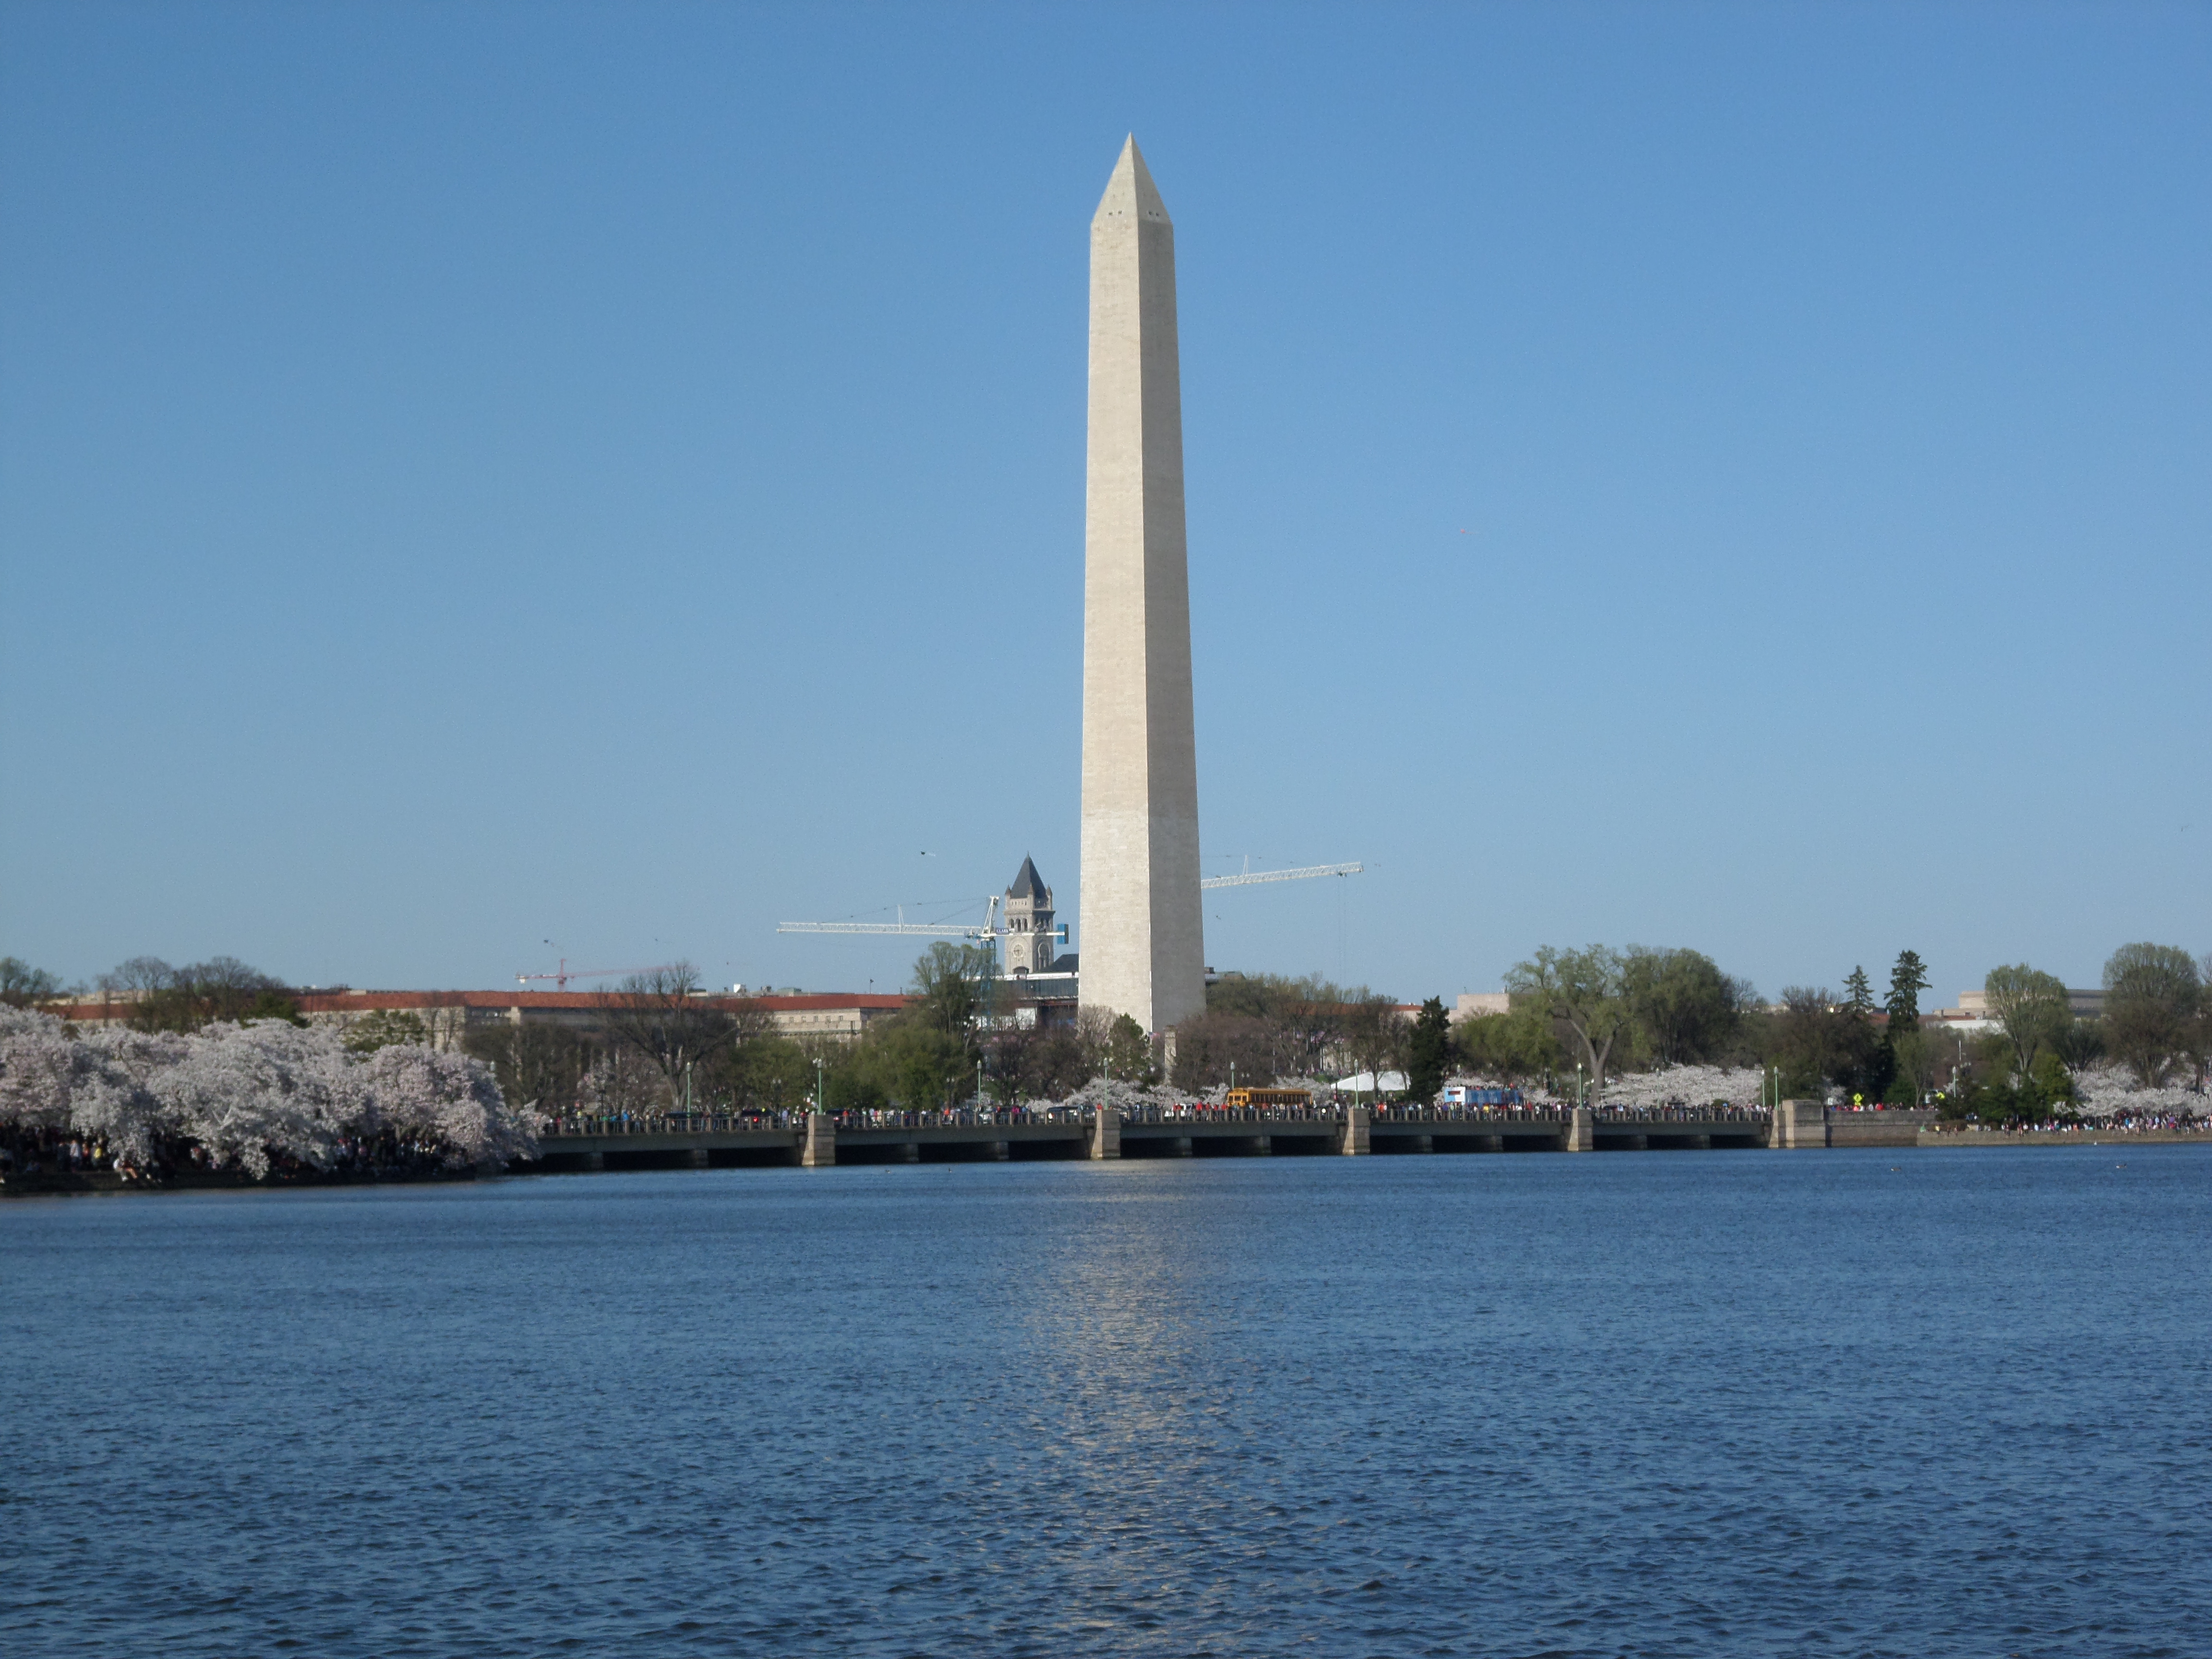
[1079,137,1206,1035]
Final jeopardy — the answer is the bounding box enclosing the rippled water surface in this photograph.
[5,1149,2210,1656]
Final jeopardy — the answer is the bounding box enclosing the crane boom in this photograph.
[514,959,679,989]
[780,896,1018,941]
[778,921,1000,938]
[782,864,1360,946]
[1201,861,1364,890]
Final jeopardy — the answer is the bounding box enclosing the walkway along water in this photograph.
[520,1101,1985,1171]
[11,1102,2201,1191]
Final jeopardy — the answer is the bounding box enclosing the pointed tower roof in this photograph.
[1007,856,1049,901]
[1092,134,1171,229]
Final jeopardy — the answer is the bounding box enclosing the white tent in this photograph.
[1334,1070,1407,1094]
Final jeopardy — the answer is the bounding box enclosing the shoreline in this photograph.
[8,1132,2209,1196]
[0,1165,490,1198]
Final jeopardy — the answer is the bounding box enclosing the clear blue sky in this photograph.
[2,2,2205,1005]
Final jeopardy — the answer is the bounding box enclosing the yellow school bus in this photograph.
[1223,1087,1313,1110]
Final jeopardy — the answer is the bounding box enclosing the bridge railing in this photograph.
[1591,1104,1771,1123]
[1367,1103,1770,1124]
[1371,1105,1560,1125]
[1119,1103,1347,1126]
[830,1106,1093,1131]
[537,1097,1782,1142]
[541,1110,808,1139]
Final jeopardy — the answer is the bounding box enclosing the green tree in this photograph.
[1886,950,1930,1035]
[1836,969,1893,1103]
[713,1033,817,1111]
[856,941,1001,1109]
[1403,996,1451,1106]
[1873,950,1932,1102]
[1843,966,1876,1016]
[876,1022,968,1109]
[2026,1050,2076,1116]
[2048,1016,2106,1082]
[820,1056,890,1114]
[1621,947,1746,1066]
[1452,1000,1562,1085]
[1505,946,1633,1099]
[1103,1014,1154,1083]
[2103,942,2202,1086]
[1984,964,2071,1082]
[1772,988,1843,1099]
[911,942,996,1041]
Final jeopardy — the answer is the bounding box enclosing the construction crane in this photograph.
[779,862,1359,946]
[514,959,679,990]
[778,895,1069,946]
[1202,859,1363,890]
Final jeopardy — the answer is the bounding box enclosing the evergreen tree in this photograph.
[1404,997,1451,1106]
[1838,967,1894,1102]
[1886,950,1930,1035]
[1844,966,1875,1014]
[1104,1014,1155,1083]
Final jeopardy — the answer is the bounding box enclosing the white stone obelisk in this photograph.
[1079,136,1206,1036]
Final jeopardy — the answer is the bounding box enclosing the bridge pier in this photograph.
[1089,1109,1120,1160]
[1774,1099,1828,1149]
[896,1143,919,1163]
[1566,1107,1594,1153]
[802,1113,836,1168]
[1340,1108,1370,1155]
[582,1151,604,1172]
[686,1148,710,1169]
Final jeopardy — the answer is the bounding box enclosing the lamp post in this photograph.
[815,1056,826,1119]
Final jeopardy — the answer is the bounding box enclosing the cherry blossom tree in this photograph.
[363,1041,537,1165]
[0,1008,538,1177]
[0,1007,80,1130]
[147,1020,370,1176]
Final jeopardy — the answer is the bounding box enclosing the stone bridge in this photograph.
[528,1102,1804,1172]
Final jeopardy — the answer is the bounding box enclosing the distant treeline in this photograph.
[6,938,2204,1126]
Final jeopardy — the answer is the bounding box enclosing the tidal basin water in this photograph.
[4,1150,2209,1657]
